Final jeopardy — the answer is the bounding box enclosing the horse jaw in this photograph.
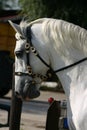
[8,20,22,35]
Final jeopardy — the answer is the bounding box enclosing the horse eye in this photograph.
[15,51,23,58]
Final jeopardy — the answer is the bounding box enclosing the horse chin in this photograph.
[15,78,40,100]
[21,82,40,100]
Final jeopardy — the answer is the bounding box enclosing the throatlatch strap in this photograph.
[54,57,87,73]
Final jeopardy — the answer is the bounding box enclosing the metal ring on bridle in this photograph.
[25,43,30,49]
[41,75,47,81]
[31,47,38,55]
[25,43,30,53]
[27,66,32,75]
[28,70,32,75]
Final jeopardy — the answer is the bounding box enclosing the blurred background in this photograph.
[19,0,87,29]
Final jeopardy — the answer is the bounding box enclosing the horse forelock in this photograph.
[19,20,28,37]
[19,18,46,38]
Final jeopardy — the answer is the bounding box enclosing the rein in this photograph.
[54,57,87,73]
[15,26,87,82]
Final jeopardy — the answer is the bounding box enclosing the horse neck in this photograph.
[31,22,87,97]
[49,43,87,97]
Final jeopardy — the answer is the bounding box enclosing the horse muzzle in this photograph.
[15,80,40,100]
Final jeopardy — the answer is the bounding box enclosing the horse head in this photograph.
[9,20,51,100]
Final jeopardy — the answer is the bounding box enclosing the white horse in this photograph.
[9,18,87,130]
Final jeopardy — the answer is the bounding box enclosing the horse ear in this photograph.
[8,20,22,35]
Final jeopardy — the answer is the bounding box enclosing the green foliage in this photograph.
[19,0,46,21]
[20,0,87,28]
[19,0,87,28]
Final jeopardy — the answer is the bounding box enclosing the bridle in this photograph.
[15,26,87,83]
[15,26,53,82]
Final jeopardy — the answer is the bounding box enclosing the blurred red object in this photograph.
[48,97,54,104]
